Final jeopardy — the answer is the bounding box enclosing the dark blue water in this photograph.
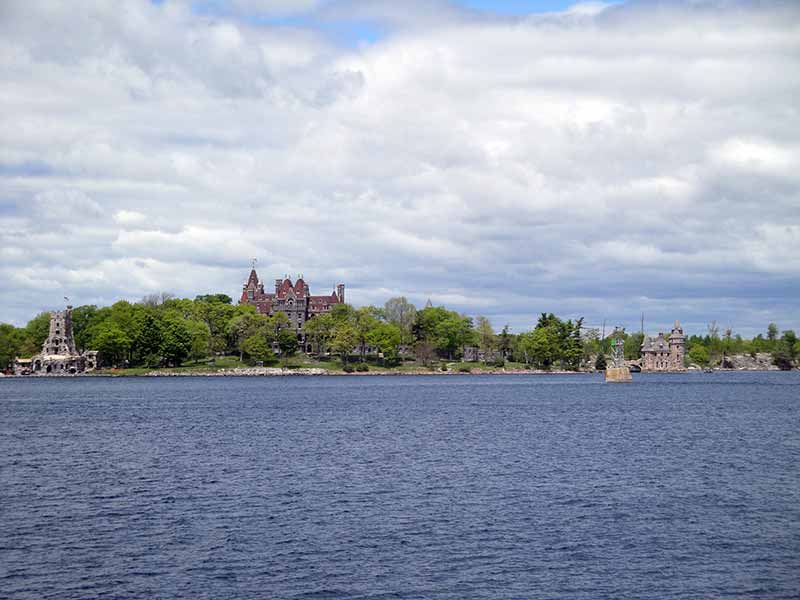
[1,373,798,599]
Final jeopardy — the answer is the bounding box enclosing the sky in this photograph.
[0,0,798,336]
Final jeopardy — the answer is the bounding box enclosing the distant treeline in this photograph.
[1,293,798,371]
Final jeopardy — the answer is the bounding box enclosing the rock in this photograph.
[605,367,632,383]
[723,353,779,371]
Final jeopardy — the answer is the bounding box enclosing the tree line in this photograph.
[1,293,798,371]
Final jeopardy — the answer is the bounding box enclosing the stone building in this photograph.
[14,307,98,375]
[239,268,344,351]
[640,321,686,371]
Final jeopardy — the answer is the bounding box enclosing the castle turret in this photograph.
[668,320,686,370]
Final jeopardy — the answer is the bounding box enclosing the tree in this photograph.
[529,327,558,369]
[93,325,131,367]
[195,294,232,305]
[226,309,266,361]
[624,332,644,360]
[268,312,291,337]
[330,324,357,365]
[688,345,709,366]
[185,320,212,364]
[140,292,175,307]
[354,307,381,361]
[767,323,779,342]
[435,314,475,359]
[414,341,436,367]
[133,312,164,365]
[475,316,496,355]
[772,330,798,370]
[19,312,51,356]
[71,305,99,352]
[194,299,237,354]
[367,322,402,364]
[160,317,192,367]
[384,297,416,344]
[277,329,299,363]
[516,313,584,370]
[0,323,25,370]
[498,325,513,360]
[594,352,607,371]
[331,303,357,325]
[242,334,273,364]
[304,313,334,354]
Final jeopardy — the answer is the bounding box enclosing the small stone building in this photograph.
[640,321,686,371]
[13,307,98,375]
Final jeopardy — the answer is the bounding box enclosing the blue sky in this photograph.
[457,0,580,13]
[187,0,604,45]
[1,0,798,336]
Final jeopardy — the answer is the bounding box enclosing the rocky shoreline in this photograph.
[3,365,793,378]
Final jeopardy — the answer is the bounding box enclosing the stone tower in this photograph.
[668,320,686,369]
[43,307,78,356]
[14,305,98,375]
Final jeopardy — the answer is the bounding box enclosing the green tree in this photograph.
[767,322,779,342]
[185,320,212,363]
[688,345,710,366]
[354,306,381,361]
[71,305,99,352]
[330,324,357,365]
[367,322,403,364]
[242,334,274,364]
[475,316,496,355]
[133,312,164,366]
[498,325,513,360]
[435,314,475,359]
[20,312,51,356]
[624,332,644,360]
[195,294,232,305]
[226,308,266,361]
[161,317,192,367]
[0,323,25,370]
[384,297,416,344]
[277,329,299,363]
[594,352,607,370]
[304,313,335,354]
[93,325,131,367]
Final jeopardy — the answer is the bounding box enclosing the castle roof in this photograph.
[641,333,668,353]
[246,269,259,287]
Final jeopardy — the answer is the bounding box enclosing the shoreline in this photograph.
[2,366,790,378]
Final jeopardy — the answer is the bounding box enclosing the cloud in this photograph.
[0,0,798,337]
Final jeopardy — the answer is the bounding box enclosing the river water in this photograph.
[1,372,798,599]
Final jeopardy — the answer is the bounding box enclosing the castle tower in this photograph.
[668,320,686,370]
[43,307,78,356]
[242,268,260,301]
[337,283,345,304]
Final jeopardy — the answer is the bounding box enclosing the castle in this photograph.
[13,307,98,375]
[239,268,344,350]
[640,321,686,371]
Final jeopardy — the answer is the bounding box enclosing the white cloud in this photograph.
[0,0,798,336]
[113,210,147,226]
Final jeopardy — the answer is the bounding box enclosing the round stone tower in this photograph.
[668,320,686,370]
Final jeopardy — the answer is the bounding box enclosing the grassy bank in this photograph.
[89,356,553,376]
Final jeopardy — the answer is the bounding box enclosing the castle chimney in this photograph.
[337,283,345,304]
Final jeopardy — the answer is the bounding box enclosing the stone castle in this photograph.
[239,268,344,351]
[13,307,98,375]
[640,321,686,371]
